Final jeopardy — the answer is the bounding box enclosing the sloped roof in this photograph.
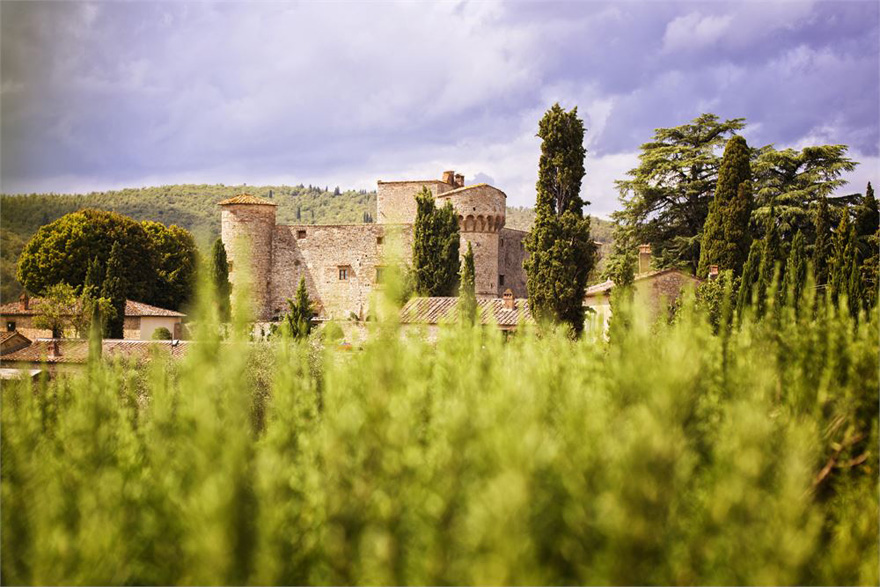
[584,268,702,297]
[218,194,277,206]
[0,298,185,318]
[435,183,505,197]
[0,338,193,364]
[400,297,533,327]
[1,331,32,355]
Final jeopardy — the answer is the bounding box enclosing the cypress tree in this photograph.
[282,277,314,339]
[412,188,460,296]
[782,231,807,307]
[101,241,126,339]
[211,238,231,322]
[458,242,477,326]
[524,104,597,335]
[736,240,763,319]
[757,209,781,316]
[853,181,879,264]
[847,244,862,316]
[697,135,753,277]
[83,257,104,297]
[813,196,833,285]
[830,213,851,303]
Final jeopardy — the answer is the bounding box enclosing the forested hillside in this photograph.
[1,185,615,302]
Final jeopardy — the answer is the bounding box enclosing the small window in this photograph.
[228,261,234,272]
[294,260,301,266]
[520,242,524,251]
[6,321,15,332]
[377,236,384,245]
[500,238,504,246]
[499,275,505,286]
[297,229,307,239]
[339,267,349,280]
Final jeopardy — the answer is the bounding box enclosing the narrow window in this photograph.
[297,229,307,239]
[499,275,505,287]
[377,236,384,245]
[339,267,349,280]
[7,321,15,332]
[375,266,385,283]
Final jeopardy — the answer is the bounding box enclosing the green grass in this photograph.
[1,281,877,585]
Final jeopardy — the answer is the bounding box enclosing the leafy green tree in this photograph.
[525,104,597,335]
[282,277,314,339]
[813,196,833,285]
[612,113,745,272]
[151,327,173,340]
[101,242,127,339]
[17,209,158,303]
[412,188,460,296]
[211,238,231,322]
[33,283,79,338]
[752,145,857,240]
[736,240,763,319]
[697,135,753,277]
[782,231,807,307]
[142,221,198,311]
[458,242,477,326]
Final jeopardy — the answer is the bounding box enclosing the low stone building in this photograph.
[584,266,702,324]
[221,170,529,321]
[0,295,186,340]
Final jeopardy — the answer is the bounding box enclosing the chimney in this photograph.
[502,288,515,310]
[442,170,455,185]
[48,339,60,359]
[638,244,652,275]
[454,173,465,188]
[19,292,29,311]
[708,265,719,280]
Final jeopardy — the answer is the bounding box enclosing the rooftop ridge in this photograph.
[218,194,277,206]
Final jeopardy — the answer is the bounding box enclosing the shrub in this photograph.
[151,327,173,340]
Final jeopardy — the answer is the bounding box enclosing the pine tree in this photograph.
[697,135,753,277]
[813,195,833,285]
[412,188,460,296]
[101,241,126,338]
[458,242,477,326]
[736,240,763,319]
[211,238,231,322]
[524,104,597,335]
[282,277,314,339]
[782,231,807,307]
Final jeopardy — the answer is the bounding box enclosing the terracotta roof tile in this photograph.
[0,298,184,317]
[0,339,193,364]
[218,194,277,206]
[400,297,533,327]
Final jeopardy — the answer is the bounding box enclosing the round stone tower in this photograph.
[436,184,506,297]
[219,194,277,320]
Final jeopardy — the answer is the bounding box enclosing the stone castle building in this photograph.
[220,171,529,320]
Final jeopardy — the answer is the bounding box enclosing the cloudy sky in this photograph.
[1,1,877,217]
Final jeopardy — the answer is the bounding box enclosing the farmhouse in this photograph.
[0,295,186,340]
[220,170,529,321]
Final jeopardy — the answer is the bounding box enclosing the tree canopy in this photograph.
[411,187,460,297]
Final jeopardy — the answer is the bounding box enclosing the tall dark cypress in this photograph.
[458,242,477,325]
[830,213,852,303]
[697,135,753,277]
[412,188,460,296]
[101,242,126,339]
[757,209,781,317]
[782,231,807,307]
[813,196,833,285]
[736,240,763,319]
[211,238,231,322]
[524,104,596,335]
[854,182,879,260]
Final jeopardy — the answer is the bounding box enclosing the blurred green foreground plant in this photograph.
[1,266,877,586]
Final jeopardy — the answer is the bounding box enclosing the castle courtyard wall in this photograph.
[270,223,413,320]
[498,228,528,298]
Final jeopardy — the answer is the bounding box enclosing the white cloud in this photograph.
[663,12,733,52]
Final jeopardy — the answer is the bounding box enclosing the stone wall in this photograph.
[376,180,453,224]
[2,315,143,340]
[270,223,413,320]
[221,203,276,320]
[498,228,528,298]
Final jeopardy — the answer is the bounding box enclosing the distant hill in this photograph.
[0,185,616,302]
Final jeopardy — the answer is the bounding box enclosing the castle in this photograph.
[219,171,529,320]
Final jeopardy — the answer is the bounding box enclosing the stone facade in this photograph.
[221,171,529,320]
